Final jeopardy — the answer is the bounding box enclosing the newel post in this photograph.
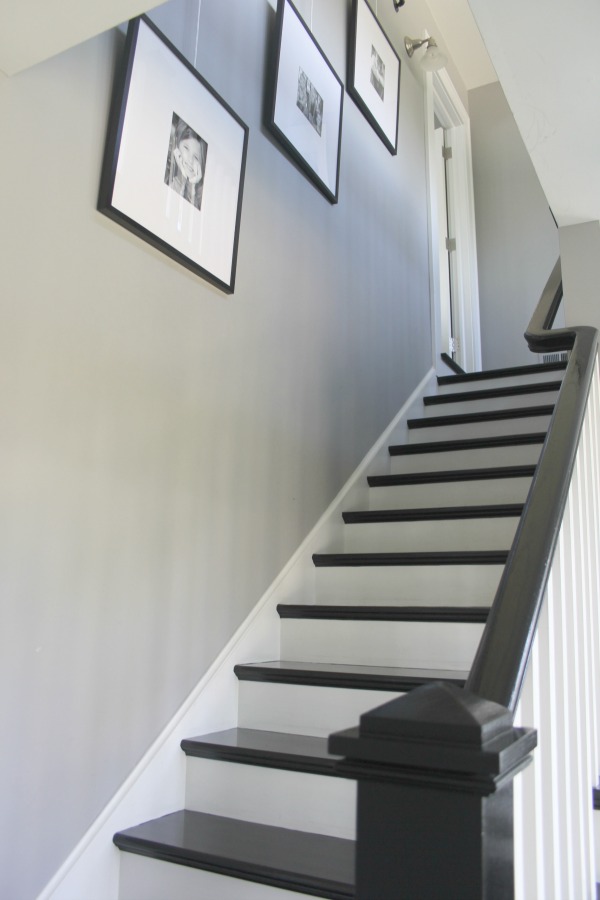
[329,682,537,900]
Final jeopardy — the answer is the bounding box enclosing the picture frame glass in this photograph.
[102,17,248,292]
[270,0,343,202]
[349,0,400,154]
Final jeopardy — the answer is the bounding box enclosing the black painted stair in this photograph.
[114,810,355,900]
[367,466,535,486]
[389,432,546,457]
[407,404,555,430]
[312,550,508,567]
[113,360,566,898]
[437,360,566,386]
[182,727,345,776]
[423,380,561,406]
[277,604,490,623]
[234,659,468,691]
[342,503,523,523]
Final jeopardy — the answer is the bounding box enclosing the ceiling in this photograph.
[1,0,595,228]
[0,0,160,76]
[422,0,496,91]
[0,0,494,85]
[468,0,600,228]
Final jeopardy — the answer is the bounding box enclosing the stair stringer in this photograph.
[38,367,437,900]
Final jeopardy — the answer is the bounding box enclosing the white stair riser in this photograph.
[389,443,542,474]
[118,368,568,900]
[314,563,503,605]
[408,414,552,443]
[238,681,402,737]
[343,517,518,552]
[280,618,484,670]
[119,854,320,900]
[436,371,563,394]
[185,757,356,838]
[367,477,531,509]
[421,390,558,417]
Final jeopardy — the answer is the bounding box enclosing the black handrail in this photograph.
[466,260,599,711]
[440,352,465,375]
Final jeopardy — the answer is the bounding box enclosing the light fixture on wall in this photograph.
[393,0,406,8]
[404,35,447,71]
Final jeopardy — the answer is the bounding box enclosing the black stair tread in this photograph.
[368,465,535,486]
[312,550,508,566]
[408,404,554,429]
[234,660,468,691]
[389,432,547,456]
[182,727,345,776]
[437,360,566,386]
[114,809,354,900]
[343,503,523,523]
[277,604,490,622]
[423,380,561,406]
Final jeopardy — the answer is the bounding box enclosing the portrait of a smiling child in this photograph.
[164,112,208,211]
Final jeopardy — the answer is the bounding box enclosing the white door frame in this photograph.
[425,69,482,373]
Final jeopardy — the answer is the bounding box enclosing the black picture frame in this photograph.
[267,0,344,204]
[348,0,401,154]
[98,15,249,294]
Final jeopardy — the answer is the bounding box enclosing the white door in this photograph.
[426,71,482,373]
[433,124,455,360]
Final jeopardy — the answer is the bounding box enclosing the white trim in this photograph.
[39,367,436,900]
[426,68,482,373]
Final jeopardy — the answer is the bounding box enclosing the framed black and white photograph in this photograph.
[268,0,344,204]
[98,15,249,294]
[348,0,401,154]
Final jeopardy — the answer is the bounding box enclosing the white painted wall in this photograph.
[559,221,600,329]
[0,1,433,896]
[469,81,560,369]
[468,0,600,229]
[40,370,434,900]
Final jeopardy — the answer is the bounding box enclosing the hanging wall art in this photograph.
[348,0,401,154]
[267,0,344,203]
[98,15,249,293]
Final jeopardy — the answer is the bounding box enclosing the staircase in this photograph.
[113,360,566,900]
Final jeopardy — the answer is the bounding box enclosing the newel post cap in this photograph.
[329,681,536,789]
[361,681,512,746]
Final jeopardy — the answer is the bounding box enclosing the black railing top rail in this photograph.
[466,259,599,712]
[440,352,466,375]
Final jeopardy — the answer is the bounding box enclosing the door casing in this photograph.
[425,69,482,373]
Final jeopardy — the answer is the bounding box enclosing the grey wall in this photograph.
[0,1,433,896]
[559,220,600,328]
[470,81,560,368]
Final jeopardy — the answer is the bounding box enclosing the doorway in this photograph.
[426,70,482,373]
[433,120,455,361]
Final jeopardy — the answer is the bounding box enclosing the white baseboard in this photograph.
[38,367,435,900]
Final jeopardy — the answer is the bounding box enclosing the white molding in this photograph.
[426,68,482,373]
[39,367,436,900]
[433,68,466,129]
